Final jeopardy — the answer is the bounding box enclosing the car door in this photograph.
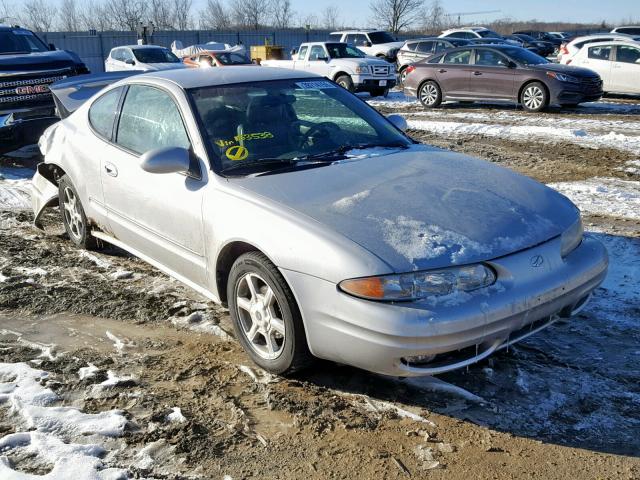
[436,49,473,97]
[101,83,208,288]
[578,44,613,86]
[611,44,640,93]
[306,45,330,76]
[470,48,516,99]
[107,48,125,71]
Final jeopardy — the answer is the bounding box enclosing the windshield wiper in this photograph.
[297,141,409,161]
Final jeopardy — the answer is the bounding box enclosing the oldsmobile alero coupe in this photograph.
[32,68,608,376]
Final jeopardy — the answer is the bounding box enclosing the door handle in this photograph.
[473,71,482,75]
[104,163,118,177]
[438,69,447,73]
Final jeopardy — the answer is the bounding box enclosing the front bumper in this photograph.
[0,106,58,155]
[352,75,396,91]
[549,80,603,105]
[282,234,608,377]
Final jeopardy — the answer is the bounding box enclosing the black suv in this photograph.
[513,31,562,48]
[0,25,89,155]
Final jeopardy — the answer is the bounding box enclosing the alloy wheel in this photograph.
[420,83,438,106]
[235,272,286,360]
[523,85,544,110]
[62,186,84,241]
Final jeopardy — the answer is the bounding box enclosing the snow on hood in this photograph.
[233,145,579,272]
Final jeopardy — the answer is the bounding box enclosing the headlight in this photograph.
[561,217,583,257]
[546,71,580,83]
[355,65,370,74]
[339,264,496,302]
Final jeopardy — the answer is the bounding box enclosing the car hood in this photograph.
[529,62,600,77]
[372,41,405,50]
[339,57,393,68]
[0,50,80,72]
[232,145,579,272]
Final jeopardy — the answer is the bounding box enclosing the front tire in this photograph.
[227,252,313,375]
[520,82,548,112]
[335,75,355,92]
[418,80,442,108]
[58,175,98,250]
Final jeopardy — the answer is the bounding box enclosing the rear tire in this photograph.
[58,175,98,250]
[418,80,442,108]
[227,252,313,375]
[520,82,548,112]
[335,75,355,92]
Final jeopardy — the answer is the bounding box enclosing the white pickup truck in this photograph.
[261,42,396,97]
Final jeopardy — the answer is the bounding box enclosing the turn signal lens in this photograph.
[339,264,496,302]
[561,217,584,257]
[405,65,416,75]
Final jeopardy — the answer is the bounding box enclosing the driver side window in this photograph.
[309,45,327,61]
[475,49,508,66]
[443,49,471,64]
[116,85,191,155]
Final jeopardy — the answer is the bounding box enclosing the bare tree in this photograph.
[78,0,116,31]
[321,5,340,30]
[21,0,57,31]
[423,0,445,34]
[200,0,231,29]
[369,0,424,33]
[270,0,292,29]
[149,0,172,29]
[172,0,192,30]
[298,13,319,29]
[104,0,148,31]
[0,0,15,24]
[58,0,81,31]
[231,0,270,29]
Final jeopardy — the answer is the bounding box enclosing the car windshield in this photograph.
[0,29,49,54]
[326,43,365,58]
[189,78,411,175]
[133,48,180,63]
[214,52,252,65]
[368,32,396,44]
[478,30,503,38]
[502,47,549,65]
[516,34,537,42]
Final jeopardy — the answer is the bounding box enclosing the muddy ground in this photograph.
[1,96,639,479]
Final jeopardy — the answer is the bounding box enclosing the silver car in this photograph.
[32,68,608,376]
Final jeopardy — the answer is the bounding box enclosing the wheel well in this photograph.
[518,80,549,103]
[215,241,261,305]
[332,71,349,82]
[38,163,67,186]
[418,78,441,94]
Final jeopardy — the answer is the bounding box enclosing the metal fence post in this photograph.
[98,33,104,72]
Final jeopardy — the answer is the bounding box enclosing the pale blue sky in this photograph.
[194,0,639,27]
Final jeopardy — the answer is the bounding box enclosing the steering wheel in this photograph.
[300,122,344,149]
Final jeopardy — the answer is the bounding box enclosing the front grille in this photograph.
[0,71,71,106]
[372,65,389,75]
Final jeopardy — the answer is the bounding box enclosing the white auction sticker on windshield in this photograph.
[295,80,336,90]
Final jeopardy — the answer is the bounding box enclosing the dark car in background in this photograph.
[0,25,89,155]
[507,34,555,57]
[513,30,563,50]
[403,45,603,112]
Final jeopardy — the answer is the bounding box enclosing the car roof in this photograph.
[404,37,444,43]
[111,44,168,50]
[138,66,320,89]
[444,27,488,32]
[579,40,640,47]
[330,30,381,34]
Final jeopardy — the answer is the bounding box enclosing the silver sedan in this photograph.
[32,67,608,376]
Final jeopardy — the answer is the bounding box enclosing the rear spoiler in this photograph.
[50,71,143,118]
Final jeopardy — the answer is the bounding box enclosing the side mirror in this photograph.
[317,56,329,62]
[48,43,56,51]
[290,48,297,56]
[387,114,407,132]
[140,147,191,174]
[125,58,135,65]
[364,41,372,47]
[507,61,517,69]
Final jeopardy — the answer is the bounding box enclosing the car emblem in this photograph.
[15,84,50,95]
[529,254,544,267]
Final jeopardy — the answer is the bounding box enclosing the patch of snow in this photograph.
[78,363,99,380]
[0,181,31,210]
[400,375,487,404]
[95,370,137,389]
[0,432,127,480]
[238,365,275,384]
[170,316,234,342]
[548,177,640,220]
[332,190,370,212]
[15,266,48,277]
[166,407,186,423]
[105,331,136,352]
[80,251,112,269]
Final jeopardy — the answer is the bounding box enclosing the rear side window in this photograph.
[427,54,444,63]
[588,45,611,60]
[345,34,368,46]
[416,41,434,53]
[475,49,508,66]
[404,42,417,51]
[435,41,452,52]
[328,34,342,42]
[297,46,308,60]
[88,87,123,140]
[116,85,190,155]
[443,49,472,64]
[616,45,640,64]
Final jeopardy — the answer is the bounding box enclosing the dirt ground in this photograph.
[1,95,639,479]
